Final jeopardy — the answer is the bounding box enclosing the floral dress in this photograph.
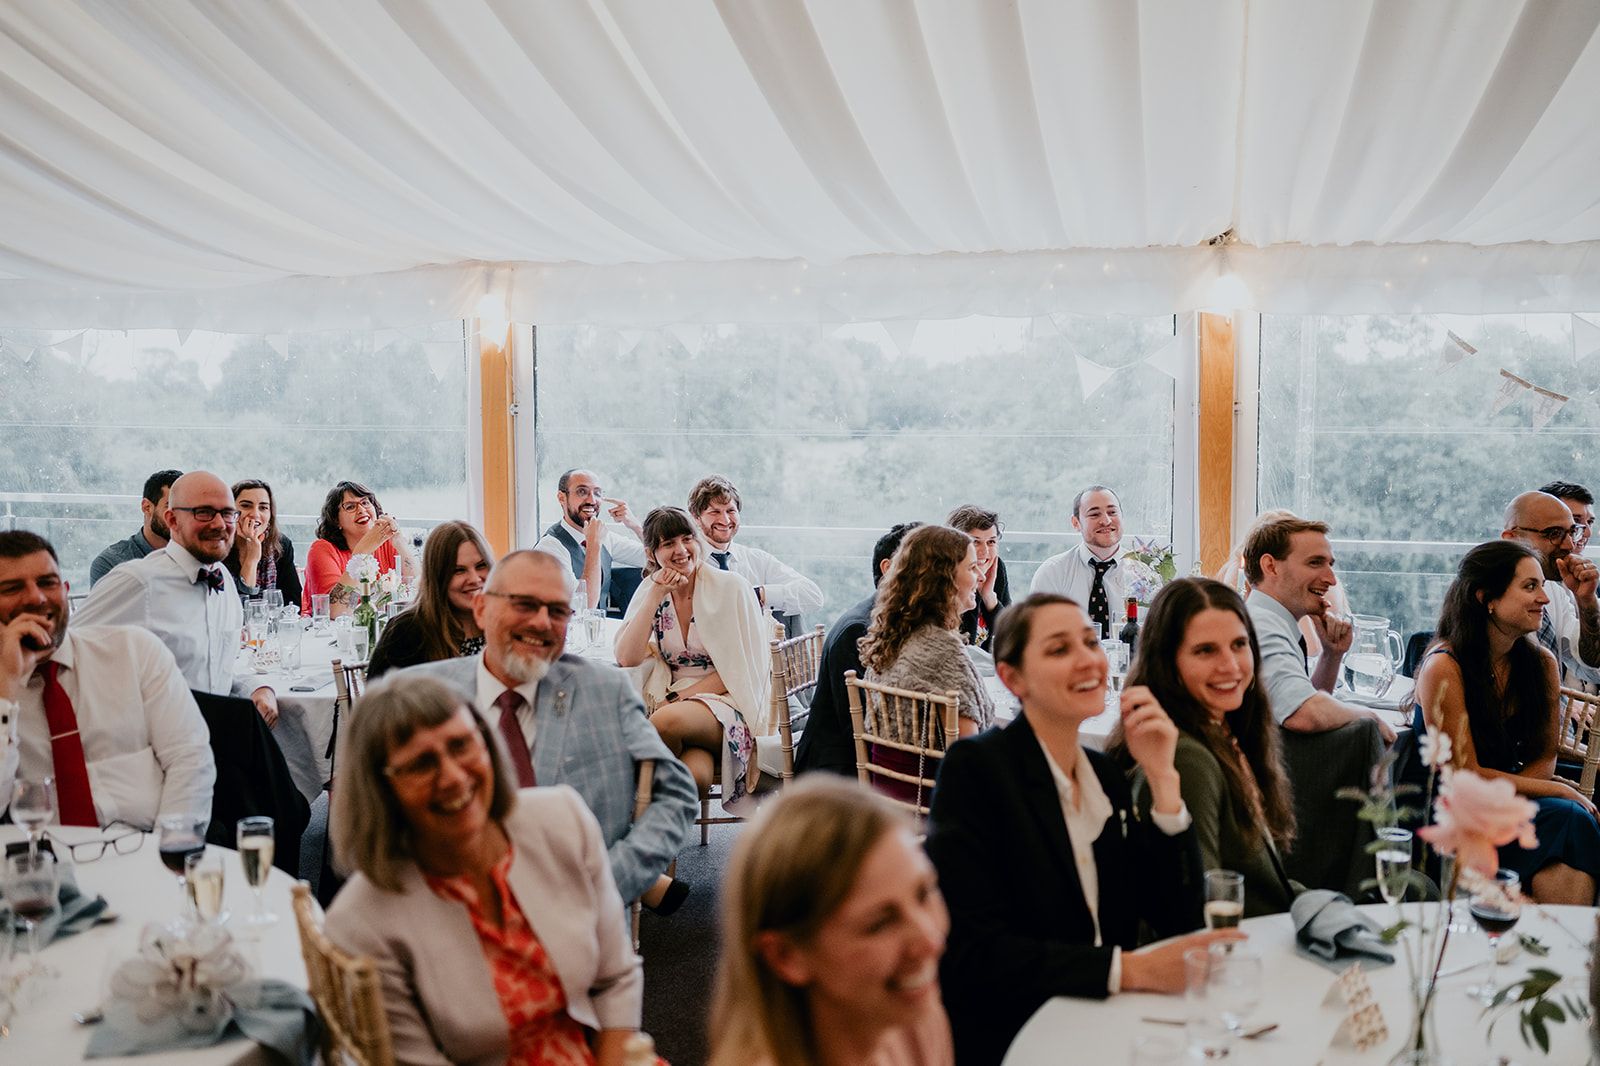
[653,598,759,813]
[424,847,596,1066]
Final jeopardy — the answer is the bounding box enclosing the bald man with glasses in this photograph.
[75,471,280,726]
[1502,490,1600,684]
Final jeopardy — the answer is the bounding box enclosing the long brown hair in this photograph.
[406,521,492,661]
[859,525,972,673]
[1112,578,1295,849]
[710,778,911,1066]
[229,478,283,560]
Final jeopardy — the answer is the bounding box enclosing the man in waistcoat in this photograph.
[531,468,647,617]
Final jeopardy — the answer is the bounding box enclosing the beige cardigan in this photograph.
[326,786,642,1066]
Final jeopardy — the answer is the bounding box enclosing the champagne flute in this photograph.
[11,777,56,857]
[184,849,226,924]
[4,849,59,987]
[1375,826,1414,905]
[237,816,279,927]
[1467,869,1521,1005]
[1204,869,1245,929]
[157,813,208,914]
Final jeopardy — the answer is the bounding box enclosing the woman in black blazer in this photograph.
[925,593,1239,1066]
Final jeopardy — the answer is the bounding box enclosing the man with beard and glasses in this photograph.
[532,468,647,618]
[88,468,183,586]
[0,530,214,828]
[75,471,280,726]
[1503,489,1600,684]
[1029,485,1128,638]
[399,549,697,911]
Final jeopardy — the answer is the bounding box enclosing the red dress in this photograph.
[301,538,398,614]
[424,848,596,1066]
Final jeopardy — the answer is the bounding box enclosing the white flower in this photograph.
[1419,731,1453,770]
[344,553,379,584]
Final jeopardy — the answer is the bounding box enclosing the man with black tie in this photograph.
[531,468,646,617]
[1028,485,1125,637]
[687,475,823,625]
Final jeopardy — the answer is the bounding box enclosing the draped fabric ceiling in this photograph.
[3,0,1600,329]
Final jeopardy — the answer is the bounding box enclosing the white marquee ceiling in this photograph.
[2,0,1599,328]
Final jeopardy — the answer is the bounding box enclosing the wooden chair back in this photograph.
[1558,686,1600,799]
[844,671,960,824]
[770,624,826,784]
[327,658,369,780]
[291,881,395,1066]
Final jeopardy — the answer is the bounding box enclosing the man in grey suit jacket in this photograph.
[398,550,696,905]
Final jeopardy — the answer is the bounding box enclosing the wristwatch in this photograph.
[664,689,681,702]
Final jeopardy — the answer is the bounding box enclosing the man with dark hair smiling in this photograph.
[89,468,183,586]
[687,474,823,624]
[0,530,213,828]
[531,468,645,616]
[1029,485,1126,637]
[794,522,922,776]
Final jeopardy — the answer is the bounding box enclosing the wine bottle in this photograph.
[1118,597,1140,654]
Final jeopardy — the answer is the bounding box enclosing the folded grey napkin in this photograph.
[0,869,108,945]
[1291,889,1395,971]
[85,978,318,1064]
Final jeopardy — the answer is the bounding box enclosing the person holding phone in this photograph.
[302,480,418,619]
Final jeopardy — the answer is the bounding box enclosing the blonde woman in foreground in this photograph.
[709,778,953,1066]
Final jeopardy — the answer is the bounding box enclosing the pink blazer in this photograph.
[326,786,642,1065]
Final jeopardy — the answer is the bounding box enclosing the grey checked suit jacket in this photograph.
[396,653,697,902]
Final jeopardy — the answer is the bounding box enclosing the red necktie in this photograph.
[494,689,537,788]
[37,661,98,826]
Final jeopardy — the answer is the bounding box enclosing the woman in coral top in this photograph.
[301,480,417,618]
[326,675,644,1066]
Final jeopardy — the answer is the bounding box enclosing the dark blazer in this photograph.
[224,533,302,610]
[958,558,1010,651]
[925,712,1205,1066]
[793,593,874,776]
[189,689,311,876]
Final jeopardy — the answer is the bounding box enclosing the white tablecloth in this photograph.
[3,825,308,1064]
[1003,902,1598,1064]
[235,632,344,803]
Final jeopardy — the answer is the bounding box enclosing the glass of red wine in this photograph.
[1467,868,1521,1004]
[157,813,209,916]
[4,849,59,989]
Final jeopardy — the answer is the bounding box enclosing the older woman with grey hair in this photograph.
[325,675,643,1066]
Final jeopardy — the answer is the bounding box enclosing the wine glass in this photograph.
[1375,826,1414,905]
[1208,942,1263,1035]
[1103,638,1129,696]
[263,588,284,614]
[4,849,59,987]
[157,814,209,913]
[237,816,279,928]
[184,849,226,924]
[1204,869,1245,930]
[1467,868,1522,1005]
[11,777,56,857]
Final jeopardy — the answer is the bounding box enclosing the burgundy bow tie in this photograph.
[196,567,225,593]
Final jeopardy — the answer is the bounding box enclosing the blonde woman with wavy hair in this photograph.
[858,525,994,768]
[710,777,953,1066]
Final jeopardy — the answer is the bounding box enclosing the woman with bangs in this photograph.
[367,520,493,679]
[224,477,302,608]
[1109,577,1299,917]
[615,506,772,814]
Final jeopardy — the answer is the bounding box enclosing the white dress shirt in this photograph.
[0,626,215,829]
[1037,738,1190,994]
[72,541,244,695]
[475,657,544,755]
[1029,543,1126,617]
[532,518,647,571]
[709,541,824,618]
[1544,580,1600,684]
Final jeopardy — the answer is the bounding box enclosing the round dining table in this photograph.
[2,825,307,1064]
[1002,902,1597,1064]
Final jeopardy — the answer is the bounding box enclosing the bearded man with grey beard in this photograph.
[397,549,697,913]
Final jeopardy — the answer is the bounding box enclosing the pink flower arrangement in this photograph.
[1417,770,1538,876]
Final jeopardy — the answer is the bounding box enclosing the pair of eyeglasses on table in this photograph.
[4,821,146,863]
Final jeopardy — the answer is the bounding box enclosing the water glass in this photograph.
[573,578,589,613]
[352,624,370,661]
[1103,638,1129,693]
[279,617,305,677]
[263,588,284,614]
[1204,869,1245,929]
[1208,942,1262,1034]
[1375,826,1414,904]
[584,609,606,648]
[311,593,331,631]
[334,617,355,657]
[1130,1034,1185,1065]
[1183,947,1233,1059]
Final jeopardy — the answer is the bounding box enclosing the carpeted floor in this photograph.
[639,822,744,1066]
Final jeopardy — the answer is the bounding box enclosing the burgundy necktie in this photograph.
[494,689,537,788]
[37,661,98,826]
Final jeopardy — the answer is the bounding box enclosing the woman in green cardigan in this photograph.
[1111,578,1299,917]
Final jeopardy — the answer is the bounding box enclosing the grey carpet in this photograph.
[639,822,744,1066]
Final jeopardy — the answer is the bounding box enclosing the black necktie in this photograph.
[1087,558,1115,636]
[195,567,225,593]
[1297,634,1310,673]
[712,551,730,571]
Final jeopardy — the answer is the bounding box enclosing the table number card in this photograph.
[1321,962,1388,1052]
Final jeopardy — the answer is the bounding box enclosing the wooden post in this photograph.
[477,319,515,558]
[1197,312,1236,576]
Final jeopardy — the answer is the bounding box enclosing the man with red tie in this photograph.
[0,531,215,829]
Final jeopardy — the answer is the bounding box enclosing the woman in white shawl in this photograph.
[616,506,772,814]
